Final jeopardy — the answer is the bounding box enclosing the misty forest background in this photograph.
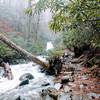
[0,0,99,64]
[0,0,56,64]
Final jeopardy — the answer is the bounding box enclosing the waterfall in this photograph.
[46,41,54,51]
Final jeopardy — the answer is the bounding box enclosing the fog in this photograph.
[0,0,54,41]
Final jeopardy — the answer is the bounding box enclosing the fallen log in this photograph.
[0,35,49,69]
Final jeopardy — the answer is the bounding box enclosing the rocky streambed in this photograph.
[0,56,100,100]
[0,61,54,100]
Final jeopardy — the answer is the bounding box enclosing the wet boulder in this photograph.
[47,87,60,100]
[61,78,69,84]
[19,79,29,86]
[41,89,48,96]
[19,73,34,81]
[41,83,50,86]
[16,96,21,100]
[61,75,71,84]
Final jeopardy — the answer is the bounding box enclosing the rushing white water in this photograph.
[0,57,53,96]
[46,41,54,51]
[0,56,73,100]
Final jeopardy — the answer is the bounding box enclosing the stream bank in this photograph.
[0,54,100,100]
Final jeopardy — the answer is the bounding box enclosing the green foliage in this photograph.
[0,42,12,62]
[90,34,100,47]
[7,32,46,55]
[50,0,100,47]
[53,33,64,49]
[34,0,100,48]
[0,41,27,64]
[63,27,94,48]
[25,8,33,15]
[47,48,64,57]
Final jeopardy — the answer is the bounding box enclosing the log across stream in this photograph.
[0,35,49,69]
[0,35,63,76]
[0,35,100,100]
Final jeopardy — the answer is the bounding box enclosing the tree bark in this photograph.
[0,35,49,69]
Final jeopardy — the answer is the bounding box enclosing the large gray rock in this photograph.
[19,79,29,86]
[19,73,34,81]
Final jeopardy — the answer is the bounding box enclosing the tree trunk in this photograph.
[0,35,49,69]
